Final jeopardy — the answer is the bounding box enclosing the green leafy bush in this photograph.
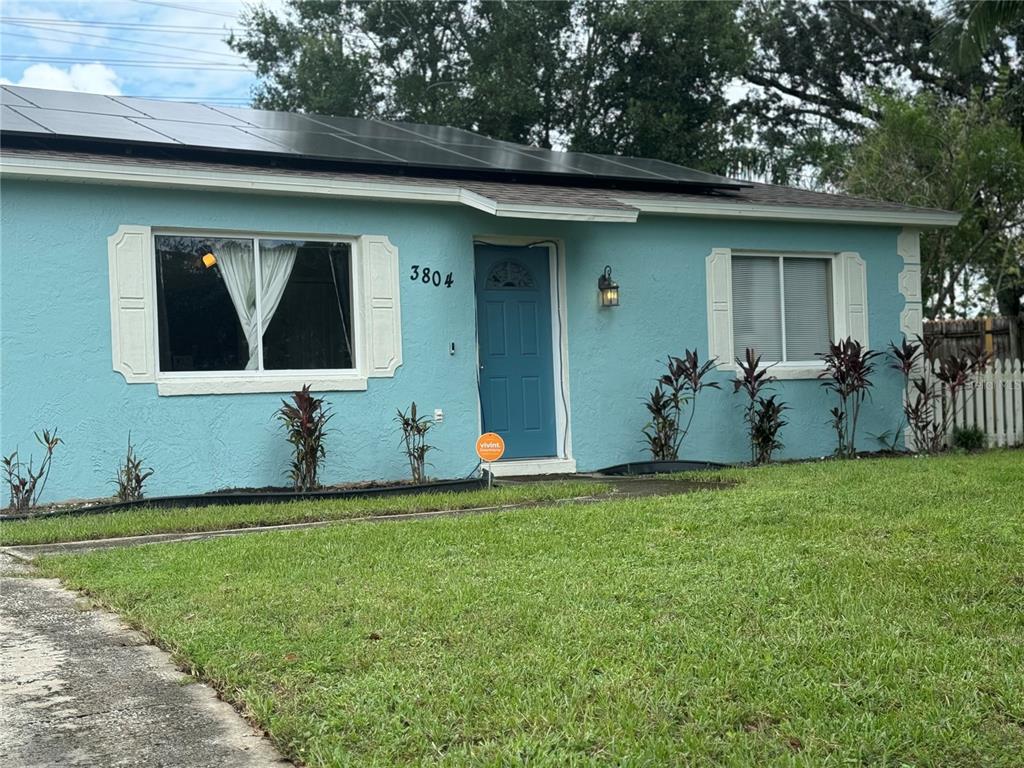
[951,426,986,452]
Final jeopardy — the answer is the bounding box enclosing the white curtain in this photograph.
[258,243,298,353]
[216,240,297,369]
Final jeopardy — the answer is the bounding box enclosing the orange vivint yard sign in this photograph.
[475,432,505,463]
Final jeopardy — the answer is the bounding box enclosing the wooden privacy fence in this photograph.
[923,316,1023,361]
[918,358,1024,448]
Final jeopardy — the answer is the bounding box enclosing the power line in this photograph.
[1,55,251,71]
[1,27,247,62]
[0,16,237,35]
[131,0,239,19]
[3,20,245,57]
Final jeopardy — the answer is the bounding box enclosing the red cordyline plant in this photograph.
[888,335,991,453]
[277,385,333,491]
[3,429,61,512]
[817,338,882,458]
[733,348,788,464]
[642,350,719,460]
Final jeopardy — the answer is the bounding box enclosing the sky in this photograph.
[0,0,279,105]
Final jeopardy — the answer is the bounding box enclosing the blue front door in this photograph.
[475,244,557,459]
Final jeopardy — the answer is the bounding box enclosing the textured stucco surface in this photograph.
[1,179,907,500]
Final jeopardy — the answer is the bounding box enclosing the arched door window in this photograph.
[485,260,536,289]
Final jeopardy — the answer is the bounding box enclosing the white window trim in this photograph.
[109,225,402,395]
[152,228,364,395]
[707,248,868,379]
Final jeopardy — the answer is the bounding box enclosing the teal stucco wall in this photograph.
[1,178,908,501]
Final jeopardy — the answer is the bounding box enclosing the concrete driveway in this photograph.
[0,555,288,767]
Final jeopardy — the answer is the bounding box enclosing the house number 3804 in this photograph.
[410,265,454,288]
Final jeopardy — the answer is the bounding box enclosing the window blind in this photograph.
[731,255,783,361]
[784,258,831,361]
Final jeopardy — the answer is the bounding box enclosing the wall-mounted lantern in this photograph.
[598,265,619,307]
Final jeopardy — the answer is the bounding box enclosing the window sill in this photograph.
[156,373,368,396]
[718,363,826,380]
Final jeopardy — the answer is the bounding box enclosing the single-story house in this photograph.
[0,85,958,501]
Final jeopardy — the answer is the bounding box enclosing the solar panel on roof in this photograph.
[135,120,299,153]
[595,154,735,185]
[305,114,437,141]
[339,136,495,168]
[5,86,147,117]
[436,143,582,174]
[12,106,176,144]
[198,105,320,133]
[0,87,37,109]
[508,147,666,180]
[0,85,748,190]
[387,121,511,147]
[1,105,50,134]
[243,128,401,161]
[112,97,249,126]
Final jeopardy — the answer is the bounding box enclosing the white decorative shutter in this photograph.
[897,229,923,341]
[360,235,403,377]
[839,251,869,346]
[107,225,155,383]
[705,248,734,365]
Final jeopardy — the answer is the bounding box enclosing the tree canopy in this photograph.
[230,0,1024,318]
[843,95,1024,317]
[230,0,748,172]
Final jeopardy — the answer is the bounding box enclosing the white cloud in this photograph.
[1,63,121,95]
[0,0,293,103]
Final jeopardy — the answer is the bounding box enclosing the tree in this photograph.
[229,0,749,172]
[735,0,1021,184]
[562,0,748,170]
[229,1,375,117]
[842,94,1024,318]
[954,0,1024,66]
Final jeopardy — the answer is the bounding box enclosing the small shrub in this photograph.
[113,434,153,502]
[396,401,434,483]
[951,425,986,452]
[732,348,788,464]
[642,350,719,461]
[888,335,991,453]
[818,338,881,458]
[3,429,61,512]
[278,385,333,492]
[750,395,788,464]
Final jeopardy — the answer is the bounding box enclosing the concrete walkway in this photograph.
[0,555,289,767]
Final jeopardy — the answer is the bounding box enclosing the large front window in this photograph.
[155,234,354,374]
[731,254,833,363]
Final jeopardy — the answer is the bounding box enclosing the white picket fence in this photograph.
[919,358,1024,448]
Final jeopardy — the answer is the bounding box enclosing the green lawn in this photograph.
[0,481,605,546]
[37,452,1024,766]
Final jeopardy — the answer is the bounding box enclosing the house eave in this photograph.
[0,153,639,223]
[1,154,958,228]
[615,196,962,228]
